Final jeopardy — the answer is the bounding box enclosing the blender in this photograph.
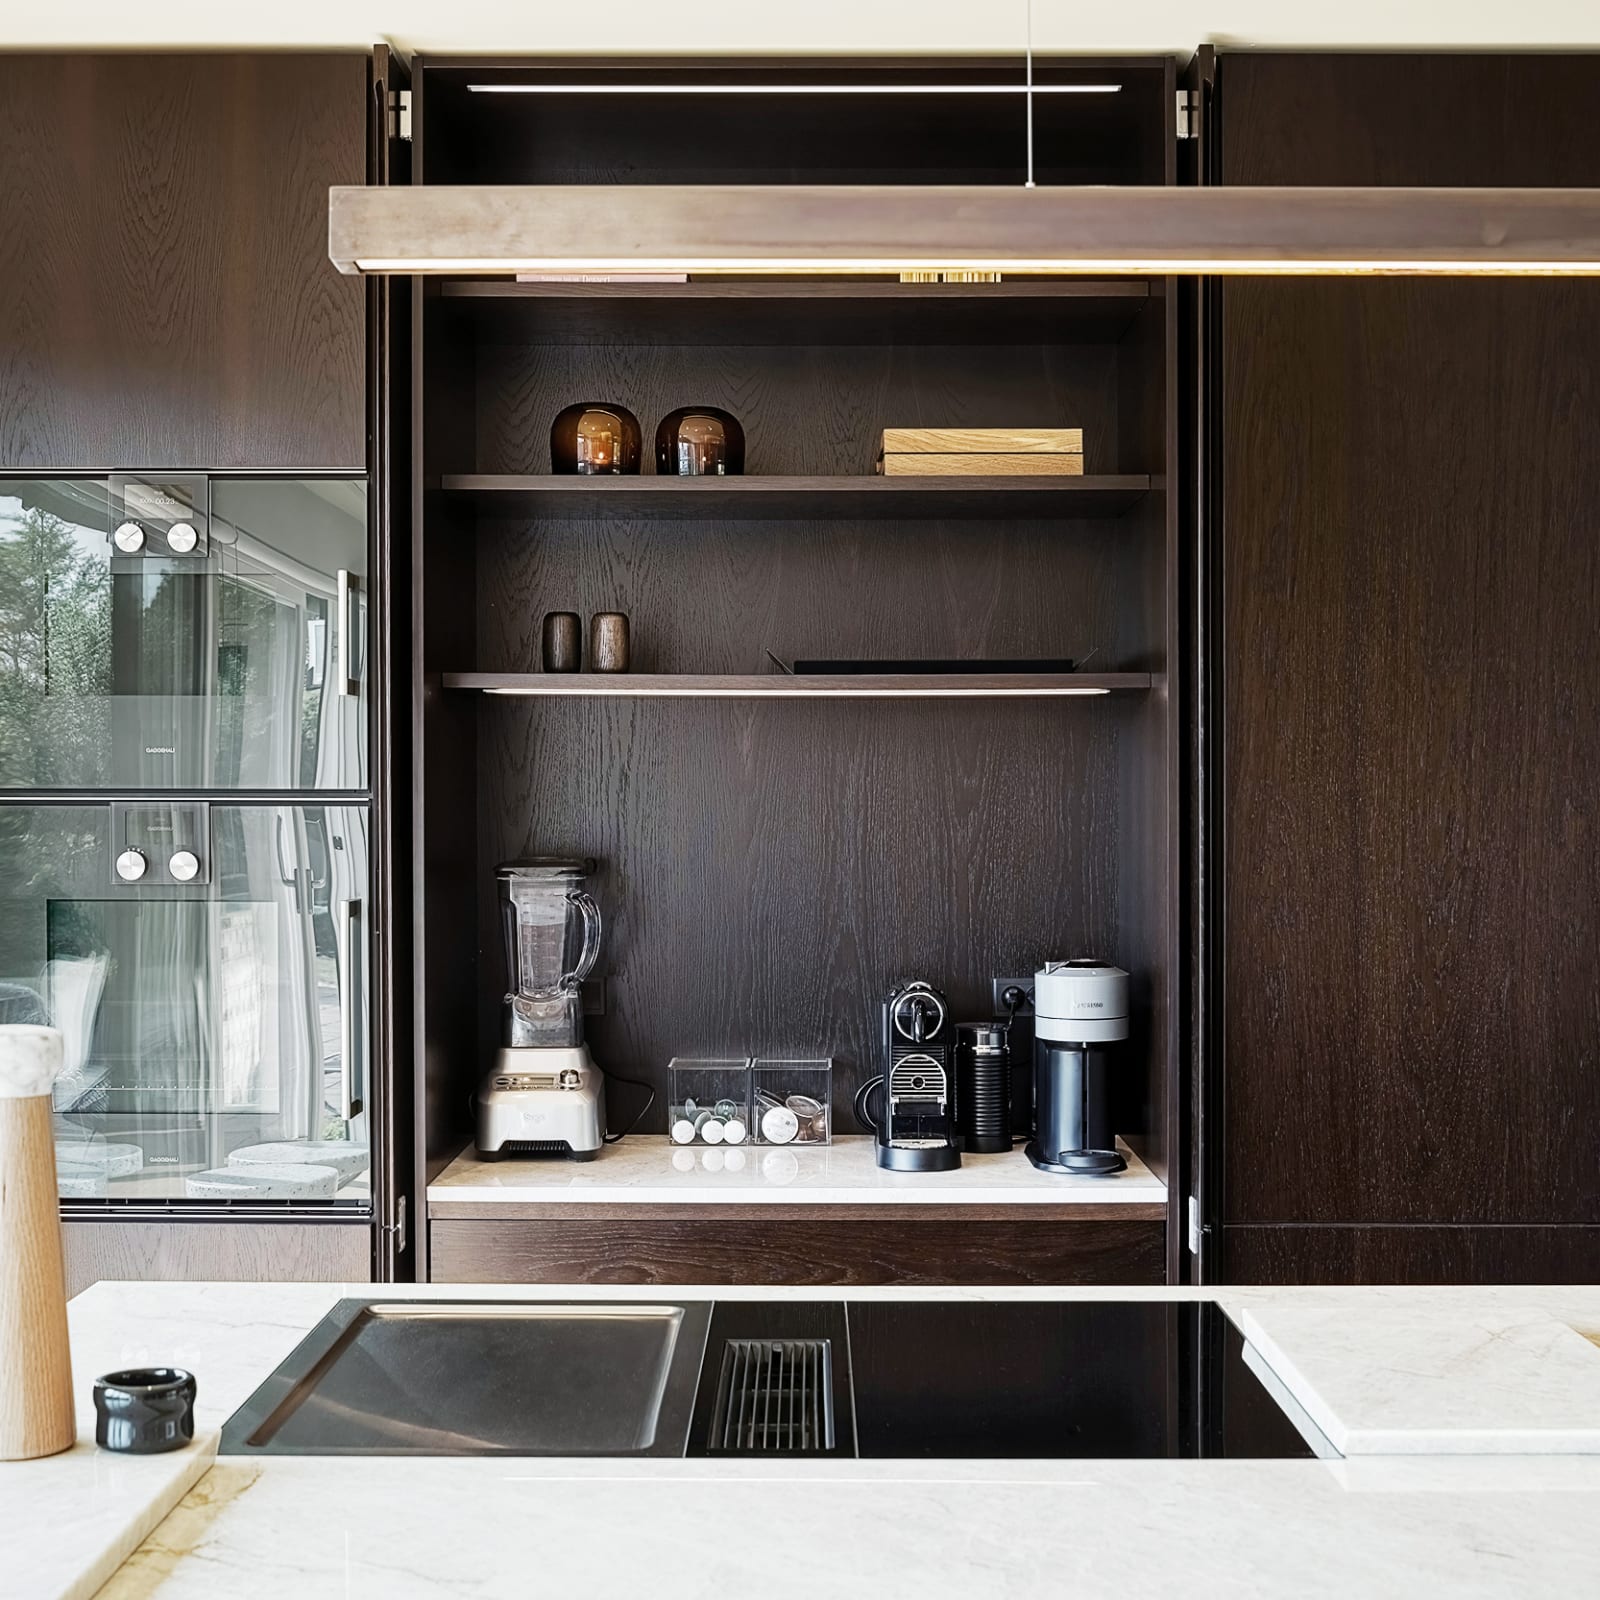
[474,860,607,1160]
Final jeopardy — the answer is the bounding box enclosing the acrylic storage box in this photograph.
[751,1058,833,1145]
[667,1058,753,1147]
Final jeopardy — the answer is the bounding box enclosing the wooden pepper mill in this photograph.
[0,1025,76,1461]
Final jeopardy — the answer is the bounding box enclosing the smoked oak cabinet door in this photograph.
[0,53,367,471]
[1210,52,1600,1283]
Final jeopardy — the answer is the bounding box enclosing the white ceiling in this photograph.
[4,0,1599,55]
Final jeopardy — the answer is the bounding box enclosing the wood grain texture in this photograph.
[470,499,1164,1130]
[472,339,1131,478]
[429,1217,1166,1286]
[0,53,367,470]
[0,1099,75,1459]
[329,181,1600,277]
[412,66,1176,1278]
[440,280,1150,346]
[1221,1226,1600,1286]
[444,474,1147,518]
[1217,54,1600,1236]
[881,427,1084,454]
[61,1221,373,1299]
[880,454,1085,476]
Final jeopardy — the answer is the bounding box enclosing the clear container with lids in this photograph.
[667,1058,753,1147]
[751,1059,832,1145]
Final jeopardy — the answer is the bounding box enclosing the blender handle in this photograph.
[565,891,602,987]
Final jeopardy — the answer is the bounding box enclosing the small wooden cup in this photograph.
[590,613,631,673]
[541,612,582,673]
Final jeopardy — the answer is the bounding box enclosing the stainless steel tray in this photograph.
[221,1299,711,1456]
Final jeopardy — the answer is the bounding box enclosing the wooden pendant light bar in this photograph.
[330,183,1600,277]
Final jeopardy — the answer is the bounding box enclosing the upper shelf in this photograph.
[446,672,1152,698]
[441,473,1153,519]
[437,278,1152,345]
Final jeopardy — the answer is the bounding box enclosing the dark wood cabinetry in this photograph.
[0,52,367,470]
[1209,53,1600,1282]
[430,1211,1165,1287]
[411,59,1182,1280]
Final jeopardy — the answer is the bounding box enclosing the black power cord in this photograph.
[603,1071,657,1144]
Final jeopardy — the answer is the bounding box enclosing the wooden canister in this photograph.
[590,612,631,673]
[0,1026,75,1461]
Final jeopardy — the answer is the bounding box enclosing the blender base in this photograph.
[475,1046,607,1159]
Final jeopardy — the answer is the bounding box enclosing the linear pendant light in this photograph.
[329,183,1600,278]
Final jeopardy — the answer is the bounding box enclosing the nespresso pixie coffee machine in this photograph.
[475,859,607,1160]
[1027,959,1128,1175]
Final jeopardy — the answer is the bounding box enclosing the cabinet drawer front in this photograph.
[430,1217,1166,1287]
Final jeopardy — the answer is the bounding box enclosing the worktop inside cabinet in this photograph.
[409,56,1182,1283]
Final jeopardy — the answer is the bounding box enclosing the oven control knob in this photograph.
[167,521,198,554]
[112,521,145,554]
[114,848,149,882]
[168,850,201,882]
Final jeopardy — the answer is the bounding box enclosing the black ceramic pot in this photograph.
[94,1368,197,1454]
[655,406,745,476]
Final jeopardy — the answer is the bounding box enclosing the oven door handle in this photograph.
[336,569,361,698]
[338,896,364,1121]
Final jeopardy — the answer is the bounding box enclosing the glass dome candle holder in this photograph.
[551,403,642,475]
[655,406,745,476]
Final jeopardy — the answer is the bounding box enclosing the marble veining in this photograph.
[89,1454,1600,1599]
[18,1282,1600,1599]
[0,1022,63,1096]
[429,1133,1165,1207]
[1240,1299,1600,1455]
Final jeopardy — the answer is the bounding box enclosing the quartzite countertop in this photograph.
[427,1133,1166,1215]
[10,1282,1600,1599]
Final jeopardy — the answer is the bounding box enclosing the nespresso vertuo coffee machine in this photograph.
[1027,960,1128,1175]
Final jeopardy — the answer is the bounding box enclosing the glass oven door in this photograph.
[0,803,369,1207]
[0,476,366,792]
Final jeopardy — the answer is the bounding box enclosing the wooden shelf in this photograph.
[438,277,1151,344]
[441,473,1153,519]
[446,672,1152,698]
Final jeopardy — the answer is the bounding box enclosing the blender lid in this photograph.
[496,858,596,879]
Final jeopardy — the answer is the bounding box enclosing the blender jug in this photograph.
[497,860,601,1049]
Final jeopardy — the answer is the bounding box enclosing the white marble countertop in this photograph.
[12,1281,1600,1599]
[429,1133,1166,1208]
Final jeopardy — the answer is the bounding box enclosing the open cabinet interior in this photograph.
[412,57,1179,1274]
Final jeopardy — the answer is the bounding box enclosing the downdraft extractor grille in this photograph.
[708,1338,835,1454]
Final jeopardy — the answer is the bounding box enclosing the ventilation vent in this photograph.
[499,1139,572,1157]
[889,1054,946,1101]
[708,1339,834,1454]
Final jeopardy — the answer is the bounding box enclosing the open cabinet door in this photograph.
[1181,46,1221,1283]
[369,43,416,1281]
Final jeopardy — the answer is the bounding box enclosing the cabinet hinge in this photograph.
[389,89,412,143]
[1176,88,1198,141]
[384,1193,408,1252]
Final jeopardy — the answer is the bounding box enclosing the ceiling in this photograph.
[4,0,1599,55]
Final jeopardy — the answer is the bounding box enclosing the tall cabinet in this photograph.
[0,52,410,1290]
[1199,51,1600,1282]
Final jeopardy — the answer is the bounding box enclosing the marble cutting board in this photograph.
[1239,1301,1600,1455]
